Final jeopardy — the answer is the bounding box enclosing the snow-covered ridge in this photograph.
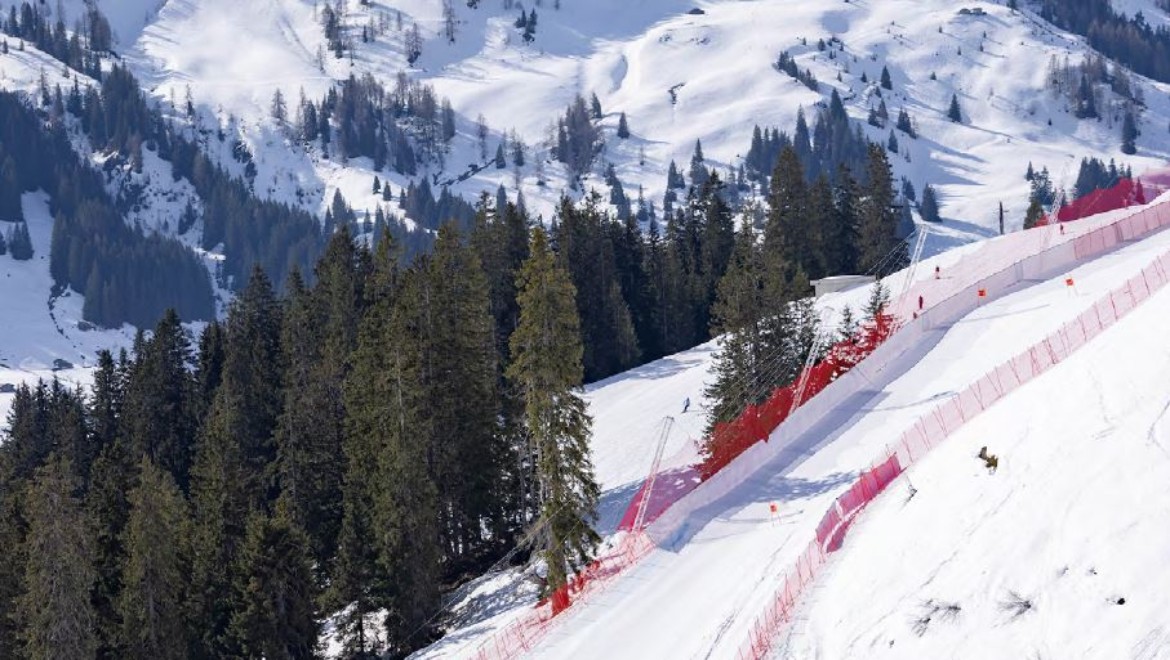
[3,0,1160,243]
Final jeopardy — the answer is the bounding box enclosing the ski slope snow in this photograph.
[790,243,1170,660]
[423,204,1170,659]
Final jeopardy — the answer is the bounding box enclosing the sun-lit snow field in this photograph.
[788,248,1170,660]
[408,199,1170,659]
[6,0,1165,243]
[3,0,1170,409]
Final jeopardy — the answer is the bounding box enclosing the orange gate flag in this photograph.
[1066,277,1075,287]
[978,288,988,298]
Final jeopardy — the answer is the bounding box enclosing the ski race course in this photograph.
[435,191,1170,660]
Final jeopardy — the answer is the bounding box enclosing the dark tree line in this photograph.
[59,62,326,293]
[1073,156,1132,198]
[1,216,603,659]
[1,1,104,79]
[0,92,214,327]
[294,73,455,172]
[775,50,819,91]
[744,90,872,185]
[1038,0,1170,84]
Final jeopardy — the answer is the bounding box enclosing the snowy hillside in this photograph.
[1,0,1168,383]
[0,192,136,427]
[8,0,1162,239]
[408,195,1170,659]
[790,242,1170,658]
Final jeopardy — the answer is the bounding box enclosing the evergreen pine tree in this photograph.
[857,145,907,275]
[507,227,600,593]
[704,224,767,428]
[1024,196,1045,229]
[189,267,283,657]
[805,174,835,279]
[18,455,97,660]
[1121,109,1139,155]
[8,221,33,260]
[368,262,441,654]
[333,234,398,658]
[880,65,893,89]
[122,309,198,492]
[118,457,189,660]
[230,506,319,660]
[947,94,963,122]
[86,351,132,659]
[667,160,685,189]
[617,112,630,139]
[764,146,809,278]
[919,184,942,223]
[689,139,709,190]
[276,228,367,583]
[423,224,511,567]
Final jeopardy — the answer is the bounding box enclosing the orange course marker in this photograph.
[1065,277,1075,287]
[978,288,987,298]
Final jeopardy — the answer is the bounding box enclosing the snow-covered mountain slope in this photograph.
[27,0,1167,240]
[410,198,1170,659]
[789,241,1170,659]
[1,0,1167,385]
[0,192,136,426]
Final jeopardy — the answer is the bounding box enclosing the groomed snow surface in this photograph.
[418,213,1170,659]
[788,252,1170,657]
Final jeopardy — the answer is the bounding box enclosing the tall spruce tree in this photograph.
[117,457,189,660]
[189,266,284,658]
[765,145,809,278]
[507,227,600,593]
[947,93,963,122]
[370,263,441,655]
[424,224,511,567]
[705,224,768,429]
[121,309,197,492]
[275,227,368,582]
[334,234,399,658]
[856,145,907,275]
[230,506,319,660]
[18,455,97,660]
[919,184,942,223]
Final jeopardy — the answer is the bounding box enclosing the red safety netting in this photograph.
[1041,178,1149,226]
[469,533,654,660]
[698,312,899,480]
[734,238,1170,660]
[616,465,702,532]
[738,452,904,660]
